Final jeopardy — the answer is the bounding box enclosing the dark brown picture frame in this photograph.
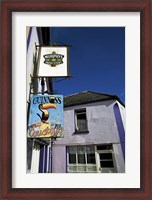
[1,0,151,199]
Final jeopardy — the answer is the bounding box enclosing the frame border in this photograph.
[1,0,151,199]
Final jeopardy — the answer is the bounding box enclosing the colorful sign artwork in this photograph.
[37,46,69,77]
[43,51,64,67]
[28,95,64,138]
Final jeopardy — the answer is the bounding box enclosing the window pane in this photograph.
[100,153,113,160]
[87,154,96,164]
[86,146,95,153]
[78,166,86,172]
[78,154,86,164]
[69,154,76,163]
[68,166,77,172]
[76,109,88,131]
[87,166,97,172]
[77,146,85,154]
[77,113,86,120]
[77,119,87,131]
[97,144,112,150]
[100,161,114,168]
[67,146,77,154]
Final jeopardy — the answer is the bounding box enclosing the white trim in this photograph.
[67,144,117,173]
[31,141,40,173]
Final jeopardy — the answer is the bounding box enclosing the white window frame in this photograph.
[75,108,88,132]
[67,145,97,173]
[67,144,117,173]
[95,145,117,173]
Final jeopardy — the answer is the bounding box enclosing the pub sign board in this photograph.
[28,95,64,138]
[37,46,69,77]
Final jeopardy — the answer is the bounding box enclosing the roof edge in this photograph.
[64,97,125,108]
[64,90,125,107]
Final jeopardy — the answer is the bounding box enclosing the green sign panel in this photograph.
[43,51,64,67]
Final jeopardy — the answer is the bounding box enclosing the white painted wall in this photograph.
[26,27,40,102]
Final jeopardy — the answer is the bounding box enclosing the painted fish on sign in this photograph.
[28,95,64,138]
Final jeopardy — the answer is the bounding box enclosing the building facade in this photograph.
[52,91,125,173]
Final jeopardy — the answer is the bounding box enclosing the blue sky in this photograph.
[51,27,125,104]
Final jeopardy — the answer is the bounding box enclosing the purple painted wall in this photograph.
[52,99,125,173]
[52,146,66,173]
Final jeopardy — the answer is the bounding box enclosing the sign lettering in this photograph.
[28,95,64,138]
[43,51,64,67]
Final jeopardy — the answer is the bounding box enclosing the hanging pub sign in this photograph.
[37,46,69,77]
[28,95,64,138]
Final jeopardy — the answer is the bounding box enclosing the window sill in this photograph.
[73,130,89,134]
